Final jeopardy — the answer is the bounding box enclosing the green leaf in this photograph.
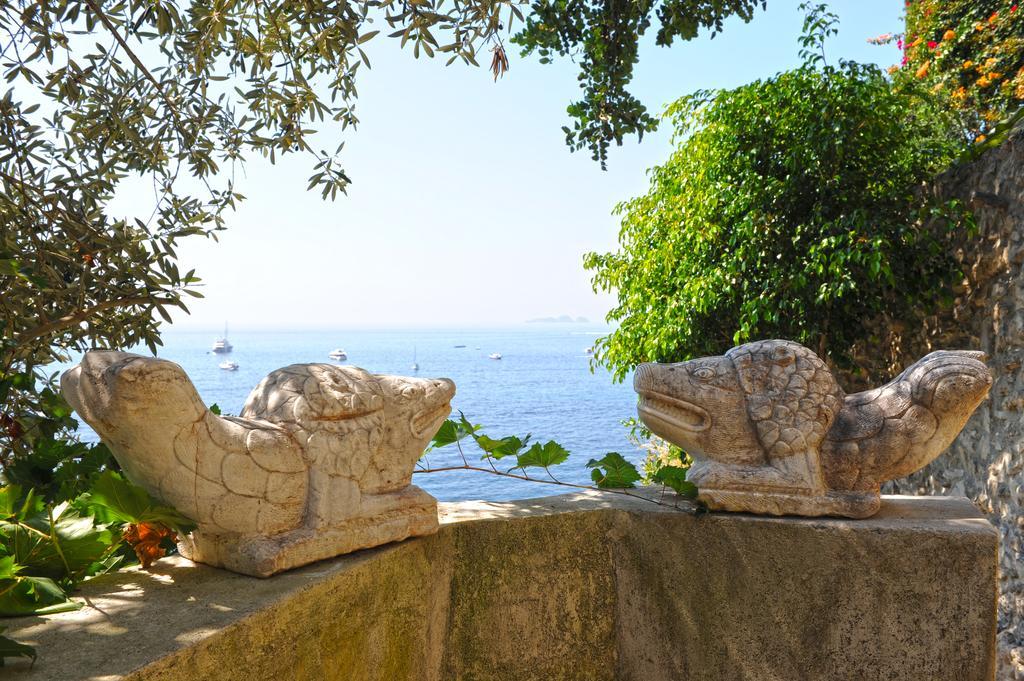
[78,472,194,535]
[0,487,21,519]
[0,501,114,581]
[0,556,20,580]
[0,627,37,667]
[209,403,221,415]
[0,575,79,616]
[514,441,570,469]
[586,452,641,489]
[652,465,698,499]
[426,414,478,452]
[472,433,529,460]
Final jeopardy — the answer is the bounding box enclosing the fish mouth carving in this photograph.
[411,403,452,439]
[637,390,710,433]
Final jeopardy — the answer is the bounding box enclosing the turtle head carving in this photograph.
[62,351,207,430]
[61,352,453,576]
[240,364,455,493]
[634,354,762,465]
[634,339,991,518]
[634,340,844,470]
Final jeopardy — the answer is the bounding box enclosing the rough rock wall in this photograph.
[872,130,1024,680]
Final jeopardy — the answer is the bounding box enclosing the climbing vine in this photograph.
[416,413,698,507]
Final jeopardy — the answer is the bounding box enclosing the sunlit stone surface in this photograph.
[2,492,998,681]
[61,351,454,576]
[635,339,993,517]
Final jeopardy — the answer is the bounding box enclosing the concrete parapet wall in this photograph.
[4,492,999,681]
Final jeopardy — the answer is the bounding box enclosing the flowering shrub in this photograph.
[900,0,1024,140]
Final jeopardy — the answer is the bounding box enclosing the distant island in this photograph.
[525,315,590,324]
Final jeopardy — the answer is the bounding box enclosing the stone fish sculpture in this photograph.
[62,351,455,576]
[634,339,992,518]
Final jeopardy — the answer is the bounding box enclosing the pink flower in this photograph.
[897,38,904,50]
[927,40,938,49]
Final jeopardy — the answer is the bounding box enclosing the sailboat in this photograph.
[212,323,233,354]
[411,346,419,372]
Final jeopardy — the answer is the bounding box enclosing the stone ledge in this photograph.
[3,493,999,681]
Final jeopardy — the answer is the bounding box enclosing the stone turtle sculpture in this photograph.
[62,351,455,576]
[634,339,992,518]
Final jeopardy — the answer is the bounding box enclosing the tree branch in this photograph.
[14,296,168,350]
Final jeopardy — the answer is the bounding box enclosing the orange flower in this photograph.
[976,134,987,144]
[916,61,931,79]
[887,64,900,75]
[963,60,974,69]
[123,522,177,569]
[989,12,999,23]
[943,29,956,41]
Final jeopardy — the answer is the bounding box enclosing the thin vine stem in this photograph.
[413,463,695,512]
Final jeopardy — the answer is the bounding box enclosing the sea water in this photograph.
[69,327,644,501]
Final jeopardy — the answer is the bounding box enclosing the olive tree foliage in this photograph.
[0,0,527,486]
[585,4,970,382]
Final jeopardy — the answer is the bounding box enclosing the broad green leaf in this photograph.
[0,487,20,519]
[426,414,478,452]
[0,627,37,667]
[514,441,570,469]
[0,556,19,580]
[79,471,151,523]
[472,433,529,460]
[652,466,698,499]
[0,575,79,616]
[78,472,194,535]
[586,452,641,489]
[0,502,113,581]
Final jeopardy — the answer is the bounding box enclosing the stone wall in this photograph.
[863,130,1024,680]
[3,492,998,681]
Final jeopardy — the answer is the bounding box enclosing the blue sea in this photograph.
[68,327,645,502]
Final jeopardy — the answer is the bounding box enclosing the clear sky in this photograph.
[148,1,903,331]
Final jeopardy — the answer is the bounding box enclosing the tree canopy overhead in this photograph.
[514,0,765,166]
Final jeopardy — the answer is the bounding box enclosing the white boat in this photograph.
[328,349,347,361]
[488,352,502,360]
[585,347,594,355]
[219,360,239,371]
[412,347,419,371]
[212,323,233,354]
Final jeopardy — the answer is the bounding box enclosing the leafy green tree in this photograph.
[585,4,970,382]
[0,0,535,489]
